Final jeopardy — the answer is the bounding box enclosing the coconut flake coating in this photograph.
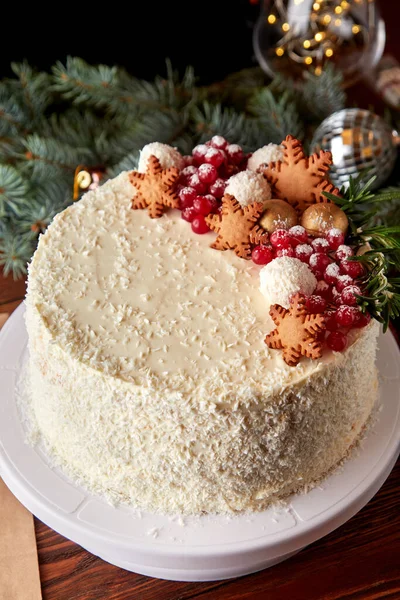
[138,142,184,172]
[25,172,379,514]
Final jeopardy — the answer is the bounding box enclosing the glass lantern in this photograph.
[253,0,386,86]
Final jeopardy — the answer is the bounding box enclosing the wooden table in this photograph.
[1,264,400,599]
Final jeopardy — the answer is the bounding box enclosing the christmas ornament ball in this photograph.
[259,199,298,233]
[311,109,398,190]
[301,203,348,237]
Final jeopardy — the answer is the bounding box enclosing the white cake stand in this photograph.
[0,303,399,582]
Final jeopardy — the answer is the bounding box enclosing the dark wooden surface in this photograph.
[1,268,400,600]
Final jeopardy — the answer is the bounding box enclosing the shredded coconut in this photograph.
[259,257,317,309]
[225,170,271,208]
[138,142,184,172]
[247,144,284,171]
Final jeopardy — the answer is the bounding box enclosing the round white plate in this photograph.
[0,303,399,582]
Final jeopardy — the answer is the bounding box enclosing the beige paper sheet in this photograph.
[0,312,42,600]
[0,480,42,600]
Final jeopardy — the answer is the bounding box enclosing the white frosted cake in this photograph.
[25,137,380,514]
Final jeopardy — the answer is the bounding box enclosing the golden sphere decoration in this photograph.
[259,199,298,233]
[301,203,348,237]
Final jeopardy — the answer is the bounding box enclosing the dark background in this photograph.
[2,1,260,83]
[2,0,397,105]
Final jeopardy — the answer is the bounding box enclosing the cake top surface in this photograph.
[28,171,342,395]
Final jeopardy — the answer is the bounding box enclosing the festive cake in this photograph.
[25,136,380,514]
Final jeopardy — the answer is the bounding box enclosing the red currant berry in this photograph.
[335,245,354,262]
[353,311,371,328]
[193,195,216,216]
[309,253,331,276]
[311,237,330,253]
[340,285,361,307]
[335,305,359,327]
[198,163,218,185]
[209,178,227,199]
[327,331,348,352]
[306,295,327,314]
[187,174,207,195]
[326,311,339,331]
[340,259,364,279]
[180,165,198,182]
[210,135,227,150]
[178,186,197,209]
[192,144,208,164]
[181,207,198,222]
[336,274,354,292]
[288,225,308,246]
[204,148,225,168]
[225,144,244,165]
[251,245,273,265]
[275,246,294,258]
[315,280,332,300]
[326,228,345,250]
[295,243,313,263]
[324,263,340,285]
[191,215,210,234]
[270,229,291,249]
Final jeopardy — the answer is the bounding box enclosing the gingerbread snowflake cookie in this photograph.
[129,155,180,218]
[265,293,327,366]
[205,194,269,259]
[262,135,340,215]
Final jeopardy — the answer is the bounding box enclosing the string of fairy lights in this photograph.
[266,0,375,76]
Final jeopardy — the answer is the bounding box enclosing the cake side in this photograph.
[26,295,378,514]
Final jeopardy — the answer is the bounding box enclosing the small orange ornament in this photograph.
[259,199,298,233]
[301,203,348,237]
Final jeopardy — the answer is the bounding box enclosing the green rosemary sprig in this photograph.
[323,175,400,231]
[324,177,400,331]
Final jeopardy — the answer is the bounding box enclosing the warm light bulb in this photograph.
[325,48,334,57]
[334,18,342,26]
[282,22,290,31]
[313,2,320,10]
[341,0,349,8]
[352,24,361,34]
[335,6,343,14]
[314,32,325,42]
[305,56,313,65]
[314,66,322,76]
[276,47,285,56]
[267,14,276,24]
[303,39,311,48]
[323,14,332,24]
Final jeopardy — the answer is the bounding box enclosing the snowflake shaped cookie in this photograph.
[262,135,340,215]
[205,194,269,259]
[129,155,180,218]
[265,293,327,366]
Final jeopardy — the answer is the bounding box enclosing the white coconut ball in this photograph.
[138,142,185,173]
[259,257,317,309]
[225,170,272,208]
[247,144,284,172]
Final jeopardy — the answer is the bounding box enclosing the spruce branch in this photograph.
[247,89,303,144]
[0,165,28,217]
[0,230,34,279]
[52,56,119,107]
